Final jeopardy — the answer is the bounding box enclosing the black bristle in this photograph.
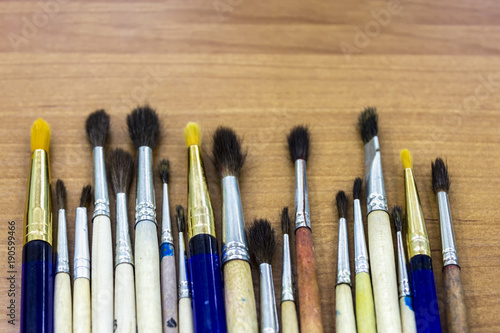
[158,159,170,184]
[85,109,110,148]
[176,205,185,233]
[127,105,160,149]
[336,191,348,219]
[392,206,403,232]
[353,177,362,200]
[108,148,135,195]
[80,185,93,208]
[56,179,66,211]
[212,126,247,178]
[432,158,450,193]
[358,107,378,144]
[281,207,290,235]
[287,125,310,162]
[248,219,276,265]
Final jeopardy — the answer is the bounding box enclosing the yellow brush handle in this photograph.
[54,272,72,333]
[73,278,91,333]
[355,272,376,333]
[114,263,137,333]
[399,297,417,333]
[281,301,299,333]
[335,284,356,333]
[179,297,194,333]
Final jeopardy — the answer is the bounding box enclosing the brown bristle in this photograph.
[108,148,135,195]
[431,158,450,193]
[79,185,93,208]
[287,125,310,162]
[391,206,403,232]
[212,126,246,178]
[353,177,362,200]
[358,107,378,144]
[85,109,110,148]
[158,159,170,184]
[281,207,290,235]
[56,179,67,211]
[127,105,160,149]
[248,219,276,265]
[176,205,186,233]
[336,191,348,219]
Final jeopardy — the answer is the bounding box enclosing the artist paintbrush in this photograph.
[212,126,257,333]
[287,125,324,333]
[73,185,93,333]
[127,106,162,332]
[358,107,402,332]
[401,149,442,333]
[280,207,299,333]
[21,119,53,333]
[248,219,279,333]
[184,122,227,332]
[108,148,137,332]
[432,158,468,333]
[352,178,376,333]
[54,180,72,333]
[86,110,114,333]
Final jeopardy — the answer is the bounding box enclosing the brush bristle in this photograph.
[184,122,201,147]
[281,207,290,235]
[127,105,160,149]
[79,185,93,208]
[392,206,403,232]
[432,158,450,193]
[108,148,135,195]
[56,179,66,211]
[401,149,413,169]
[31,118,51,152]
[353,177,362,200]
[212,126,246,178]
[248,219,276,265]
[85,109,110,148]
[358,107,378,144]
[336,191,348,219]
[176,205,186,233]
[158,159,170,184]
[287,125,310,162]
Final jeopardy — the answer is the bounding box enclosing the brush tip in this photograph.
[336,191,348,219]
[281,207,290,235]
[287,125,310,162]
[56,179,66,211]
[108,148,135,195]
[175,205,186,233]
[391,206,403,232]
[158,159,170,184]
[80,185,93,208]
[127,105,160,149]
[353,177,362,200]
[248,219,276,265]
[431,158,450,193]
[31,118,51,152]
[212,126,246,177]
[185,122,201,147]
[85,109,110,148]
[400,149,413,169]
[358,107,378,144]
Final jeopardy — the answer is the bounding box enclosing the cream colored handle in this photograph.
[115,263,137,333]
[179,297,194,333]
[355,272,376,333]
[400,297,417,333]
[335,284,356,333]
[281,301,299,333]
[54,272,72,333]
[73,278,91,333]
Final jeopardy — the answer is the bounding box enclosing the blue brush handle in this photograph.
[188,234,226,333]
[410,255,442,333]
[21,240,54,333]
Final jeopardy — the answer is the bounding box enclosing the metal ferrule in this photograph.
[437,191,459,267]
[161,183,174,245]
[55,209,69,274]
[135,146,157,227]
[260,263,279,333]
[353,199,369,274]
[294,159,311,230]
[281,234,294,302]
[74,207,90,280]
[364,136,389,214]
[404,168,431,258]
[187,145,216,239]
[396,231,411,298]
[24,149,52,245]
[337,217,351,286]
[115,192,133,266]
[221,176,250,264]
[178,231,190,299]
[92,146,110,218]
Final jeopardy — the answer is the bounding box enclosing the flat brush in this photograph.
[212,126,257,333]
[432,158,468,333]
[401,149,442,333]
[281,207,299,333]
[287,125,324,333]
[358,107,402,332]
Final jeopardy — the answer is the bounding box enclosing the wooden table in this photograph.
[1,0,499,332]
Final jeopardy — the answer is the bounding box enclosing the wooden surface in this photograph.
[1,0,500,332]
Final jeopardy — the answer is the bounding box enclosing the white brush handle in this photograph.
[400,297,417,333]
[73,278,91,333]
[135,221,162,333]
[335,284,356,333]
[54,272,72,333]
[115,263,137,333]
[179,297,194,333]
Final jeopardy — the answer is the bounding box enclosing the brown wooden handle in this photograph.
[443,265,468,333]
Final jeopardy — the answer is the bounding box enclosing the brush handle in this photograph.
[179,297,194,333]
[114,263,137,333]
[400,296,417,333]
[21,240,54,333]
[224,260,258,333]
[410,255,442,333]
[135,221,163,333]
[335,284,356,333]
[54,272,72,333]
[189,234,227,333]
[281,301,299,333]
[161,243,179,332]
[295,227,324,333]
[443,265,468,333]
[367,210,402,333]
[355,272,376,333]
[73,278,91,333]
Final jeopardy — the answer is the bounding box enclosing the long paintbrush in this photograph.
[281,207,299,333]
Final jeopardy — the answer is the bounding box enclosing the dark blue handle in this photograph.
[189,234,226,333]
[410,255,442,333]
[21,240,54,333]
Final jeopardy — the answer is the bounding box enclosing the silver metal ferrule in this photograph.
[437,191,459,267]
[294,159,311,230]
[396,231,411,297]
[178,231,190,299]
[74,207,90,280]
[55,209,69,274]
[93,146,110,218]
[135,146,157,227]
[353,199,369,274]
[221,176,250,264]
[115,192,133,266]
[161,183,174,245]
[281,234,294,302]
[364,136,388,214]
[260,263,279,333]
[337,217,351,286]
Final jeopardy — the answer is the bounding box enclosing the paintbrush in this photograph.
[108,148,137,332]
[287,125,324,333]
[358,107,402,332]
[432,158,468,333]
[86,110,114,333]
[401,149,442,333]
[127,106,162,332]
[248,219,279,333]
[184,122,227,332]
[21,119,53,332]
[212,126,257,333]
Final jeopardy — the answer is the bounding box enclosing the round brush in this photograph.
[281,207,299,333]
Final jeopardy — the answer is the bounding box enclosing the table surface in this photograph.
[1,0,499,332]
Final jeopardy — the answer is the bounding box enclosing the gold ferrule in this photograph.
[24,149,52,245]
[187,145,216,240]
[404,168,430,258]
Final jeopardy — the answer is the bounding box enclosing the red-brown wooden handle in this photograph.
[443,265,468,333]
